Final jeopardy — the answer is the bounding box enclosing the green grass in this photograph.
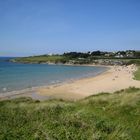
[0,87,140,140]
[126,59,140,65]
[11,55,68,64]
[134,66,140,80]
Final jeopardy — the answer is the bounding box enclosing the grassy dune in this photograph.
[134,66,140,80]
[0,87,140,140]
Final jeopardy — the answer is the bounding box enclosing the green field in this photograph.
[12,55,67,64]
[0,87,140,140]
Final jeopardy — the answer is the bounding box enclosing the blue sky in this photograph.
[0,0,140,56]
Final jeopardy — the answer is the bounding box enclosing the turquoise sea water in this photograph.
[0,57,108,93]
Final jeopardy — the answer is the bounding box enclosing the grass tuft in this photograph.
[134,66,140,80]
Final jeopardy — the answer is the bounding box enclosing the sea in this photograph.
[0,57,108,94]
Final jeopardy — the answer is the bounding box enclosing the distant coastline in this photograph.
[10,50,140,66]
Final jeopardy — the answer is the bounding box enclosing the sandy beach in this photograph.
[36,64,140,100]
[1,64,140,101]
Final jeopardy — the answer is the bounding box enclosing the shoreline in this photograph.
[0,64,140,101]
[0,64,109,100]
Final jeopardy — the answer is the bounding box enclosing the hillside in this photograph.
[10,51,140,65]
[0,87,140,140]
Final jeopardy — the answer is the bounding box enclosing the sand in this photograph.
[1,64,140,101]
[36,64,140,100]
